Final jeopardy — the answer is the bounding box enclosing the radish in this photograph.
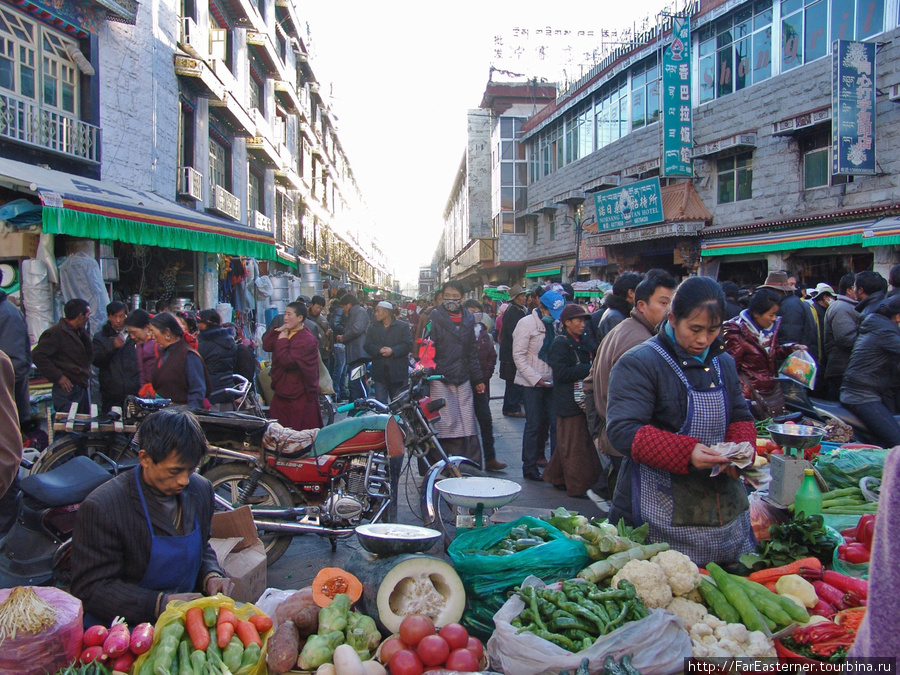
[80,646,108,664]
[83,624,109,647]
[112,651,136,673]
[103,618,131,658]
[130,622,154,654]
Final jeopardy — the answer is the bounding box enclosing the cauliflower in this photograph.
[703,614,725,630]
[691,639,709,658]
[667,596,707,628]
[690,622,713,640]
[651,550,702,596]
[745,631,776,658]
[612,559,672,609]
[683,587,704,604]
[715,623,750,644]
[699,634,719,648]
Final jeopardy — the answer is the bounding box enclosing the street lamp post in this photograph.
[562,204,595,281]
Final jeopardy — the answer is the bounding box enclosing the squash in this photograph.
[313,568,364,608]
[346,551,466,635]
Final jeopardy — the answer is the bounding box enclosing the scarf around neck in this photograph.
[538,313,556,362]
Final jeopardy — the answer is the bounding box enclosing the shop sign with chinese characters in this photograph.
[593,177,665,232]
[832,40,876,175]
[662,16,693,177]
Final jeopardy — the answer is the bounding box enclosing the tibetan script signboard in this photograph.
[832,40,876,175]
[662,16,693,177]
[593,178,665,232]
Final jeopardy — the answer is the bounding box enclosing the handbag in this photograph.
[317,351,335,396]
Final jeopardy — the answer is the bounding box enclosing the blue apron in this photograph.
[632,342,754,566]
[134,468,203,593]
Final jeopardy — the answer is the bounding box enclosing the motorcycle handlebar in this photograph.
[336,402,355,414]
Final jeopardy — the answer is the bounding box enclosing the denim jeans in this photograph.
[502,380,524,414]
[845,401,900,448]
[332,343,348,398]
[473,388,495,461]
[374,380,403,405]
[522,385,555,473]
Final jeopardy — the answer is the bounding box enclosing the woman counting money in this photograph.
[605,277,757,567]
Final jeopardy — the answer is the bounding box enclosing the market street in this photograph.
[266,368,599,590]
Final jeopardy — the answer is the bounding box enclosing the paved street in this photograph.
[266,369,602,590]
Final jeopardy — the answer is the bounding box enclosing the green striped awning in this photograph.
[862,216,900,247]
[524,264,562,278]
[700,221,872,257]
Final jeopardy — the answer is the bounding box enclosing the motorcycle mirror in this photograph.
[349,365,367,381]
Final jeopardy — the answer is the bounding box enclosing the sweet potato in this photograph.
[275,587,315,626]
[292,603,320,638]
[266,620,301,674]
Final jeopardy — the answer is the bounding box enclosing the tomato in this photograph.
[389,649,424,675]
[379,636,408,666]
[438,623,469,651]
[445,648,479,672]
[399,615,436,648]
[417,634,450,667]
[466,636,484,662]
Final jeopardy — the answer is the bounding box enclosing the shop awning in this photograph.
[862,216,900,247]
[700,220,872,257]
[524,263,562,278]
[0,158,276,260]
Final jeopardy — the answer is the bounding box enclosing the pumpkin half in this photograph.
[313,567,363,607]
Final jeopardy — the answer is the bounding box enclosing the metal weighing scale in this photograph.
[434,477,522,528]
[765,423,827,508]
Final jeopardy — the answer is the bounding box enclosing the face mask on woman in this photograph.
[443,299,461,313]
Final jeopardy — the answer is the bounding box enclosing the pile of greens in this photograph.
[740,513,838,570]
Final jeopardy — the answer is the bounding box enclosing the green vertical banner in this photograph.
[662,16,693,177]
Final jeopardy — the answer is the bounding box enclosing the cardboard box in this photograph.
[0,233,39,259]
[210,506,267,603]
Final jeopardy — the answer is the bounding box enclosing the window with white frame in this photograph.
[630,57,660,130]
[248,169,261,218]
[801,132,829,189]
[782,0,883,72]
[717,151,754,203]
[209,136,229,192]
[549,214,556,241]
[0,9,79,115]
[494,115,526,234]
[595,75,627,152]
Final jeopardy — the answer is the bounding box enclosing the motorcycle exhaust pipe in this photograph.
[252,519,355,537]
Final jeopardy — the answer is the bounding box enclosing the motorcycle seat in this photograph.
[810,398,867,430]
[310,414,393,457]
[193,411,270,432]
[20,456,113,507]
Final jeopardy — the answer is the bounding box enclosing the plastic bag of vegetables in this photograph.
[486,576,690,675]
[132,594,271,675]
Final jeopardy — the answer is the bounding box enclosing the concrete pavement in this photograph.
[265,370,604,590]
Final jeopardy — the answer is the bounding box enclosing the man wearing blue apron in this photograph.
[71,409,234,626]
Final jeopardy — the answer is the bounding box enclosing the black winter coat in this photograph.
[857,291,886,317]
[778,294,819,362]
[428,306,483,386]
[547,332,592,418]
[92,322,140,410]
[364,318,414,385]
[840,313,900,406]
[595,294,633,344]
[198,326,237,403]
[499,302,527,380]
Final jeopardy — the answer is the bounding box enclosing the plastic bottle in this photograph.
[793,468,823,516]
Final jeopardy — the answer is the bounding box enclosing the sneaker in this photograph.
[586,489,612,513]
[485,459,508,471]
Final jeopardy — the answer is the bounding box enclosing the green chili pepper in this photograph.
[179,640,193,675]
[240,642,262,669]
[206,627,222,663]
[203,607,217,627]
[190,650,206,675]
[223,636,244,672]
[153,620,186,675]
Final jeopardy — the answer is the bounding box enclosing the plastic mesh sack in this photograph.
[813,447,890,490]
[0,586,83,675]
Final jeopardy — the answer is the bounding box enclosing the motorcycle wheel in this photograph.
[427,461,485,550]
[31,433,136,474]
[204,464,295,566]
[319,394,336,426]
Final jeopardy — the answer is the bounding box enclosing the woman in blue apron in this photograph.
[605,277,757,567]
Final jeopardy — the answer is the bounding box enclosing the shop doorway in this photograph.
[718,259,768,287]
[795,252,874,289]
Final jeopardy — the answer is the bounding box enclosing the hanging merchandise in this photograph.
[238,257,259,312]
[254,275,274,301]
[20,258,53,343]
[58,252,109,336]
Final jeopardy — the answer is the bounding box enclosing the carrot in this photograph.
[235,620,262,648]
[217,620,235,650]
[248,614,274,633]
[217,607,238,628]
[185,607,210,651]
[764,581,778,593]
[747,556,823,583]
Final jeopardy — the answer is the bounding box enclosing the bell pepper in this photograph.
[840,543,871,565]
[856,514,876,549]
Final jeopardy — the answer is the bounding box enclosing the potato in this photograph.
[275,587,316,626]
[266,620,301,674]
[292,603,321,637]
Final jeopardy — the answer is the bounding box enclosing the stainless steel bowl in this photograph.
[766,423,827,450]
[354,523,442,556]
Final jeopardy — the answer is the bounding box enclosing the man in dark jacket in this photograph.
[464,299,506,471]
[593,272,643,344]
[763,272,818,361]
[307,295,333,369]
[824,273,860,400]
[32,298,93,414]
[0,289,30,422]
[328,299,349,401]
[721,281,742,320]
[70,409,233,625]
[498,285,527,417]
[93,301,141,413]
[888,264,900,299]
[855,270,887,317]
[364,301,413,404]
[197,309,237,410]
[338,293,371,401]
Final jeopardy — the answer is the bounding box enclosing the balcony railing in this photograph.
[251,209,272,232]
[177,166,203,201]
[209,184,241,221]
[0,92,99,163]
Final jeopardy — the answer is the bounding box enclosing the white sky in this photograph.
[300,0,675,289]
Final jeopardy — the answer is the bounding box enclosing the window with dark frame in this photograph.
[717,151,753,203]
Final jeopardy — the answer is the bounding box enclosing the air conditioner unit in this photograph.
[177,166,203,201]
[180,17,207,59]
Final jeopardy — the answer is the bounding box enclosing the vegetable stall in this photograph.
[0,437,888,674]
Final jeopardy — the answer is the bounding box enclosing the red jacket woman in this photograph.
[262,302,323,431]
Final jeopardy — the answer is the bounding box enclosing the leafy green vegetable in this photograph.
[615,518,649,545]
[546,507,590,535]
[740,513,838,570]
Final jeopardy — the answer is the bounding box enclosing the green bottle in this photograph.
[793,468,823,516]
